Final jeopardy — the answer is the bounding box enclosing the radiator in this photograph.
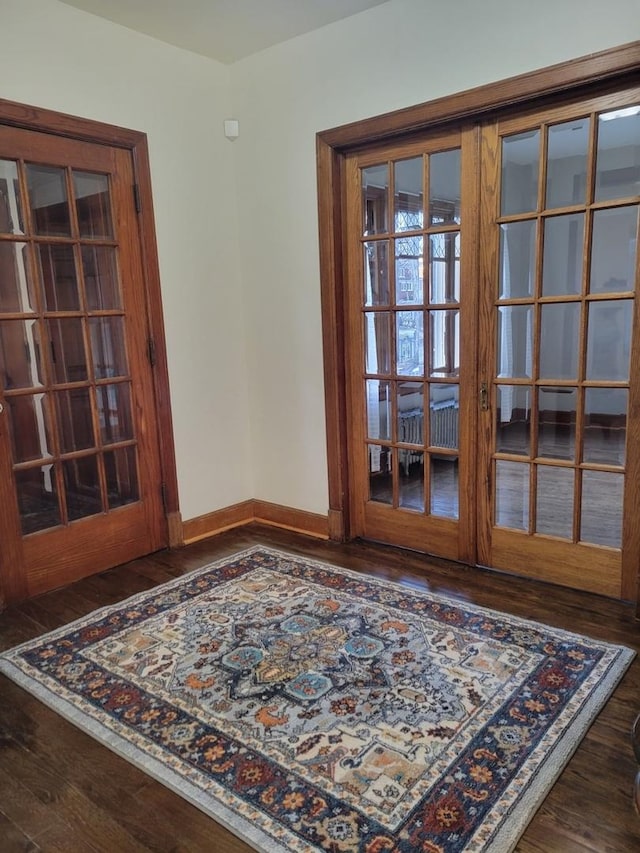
[430,399,459,449]
[398,400,458,474]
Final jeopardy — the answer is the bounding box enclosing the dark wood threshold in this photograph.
[0,524,638,851]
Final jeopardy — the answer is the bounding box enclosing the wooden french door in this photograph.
[345,129,478,563]
[344,86,640,599]
[477,89,640,599]
[0,125,166,602]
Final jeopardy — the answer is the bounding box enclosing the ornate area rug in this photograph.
[0,547,633,852]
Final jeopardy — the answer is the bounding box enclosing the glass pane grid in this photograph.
[1,159,141,534]
[493,116,637,549]
[361,149,462,522]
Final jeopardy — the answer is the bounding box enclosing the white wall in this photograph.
[1,0,253,521]
[230,0,640,515]
[3,0,639,525]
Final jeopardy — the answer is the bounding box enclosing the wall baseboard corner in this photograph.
[181,499,329,545]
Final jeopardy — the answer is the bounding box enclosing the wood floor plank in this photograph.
[0,525,639,852]
[0,766,66,842]
[0,727,151,852]
[30,824,98,853]
[134,781,251,853]
[0,810,40,853]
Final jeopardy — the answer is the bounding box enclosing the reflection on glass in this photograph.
[586,300,632,381]
[26,164,71,236]
[7,394,51,463]
[581,470,624,547]
[499,221,536,299]
[589,206,638,294]
[97,382,133,444]
[364,241,389,306]
[362,164,388,235]
[430,384,459,449]
[396,311,424,376]
[82,245,121,310]
[430,233,459,303]
[501,130,540,216]
[536,465,574,539]
[366,379,391,441]
[73,171,113,239]
[537,387,576,460]
[0,159,24,235]
[542,214,584,296]
[47,318,88,384]
[430,310,459,377]
[0,319,43,389]
[430,149,461,225]
[496,385,531,455]
[368,444,392,504]
[55,388,94,453]
[89,317,128,379]
[16,464,60,534]
[539,303,580,380]
[398,382,424,445]
[365,312,391,375]
[105,446,139,509]
[495,460,529,530]
[497,306,532,379]
[38,244,79,311]
[431,456,459,518]
[394,158,423,232]
[63,455,102,521]
[0,242,33,313]
[546,118,589,208]
[399,450,424,511]
[595,107,640,202]
[395,235,423,304]
[583,388,627,466]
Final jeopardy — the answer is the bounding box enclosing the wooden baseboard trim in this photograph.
[253,500,329,539]
[181,499,329,545]
[182,500,254,544]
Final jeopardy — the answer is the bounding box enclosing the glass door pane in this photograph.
[483,95,640,598]
[0,161,140,536]
[362,149,462,520]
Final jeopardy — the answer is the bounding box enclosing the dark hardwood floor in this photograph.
[1,524,639,852]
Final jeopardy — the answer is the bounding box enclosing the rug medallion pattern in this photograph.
[0,547,633,852]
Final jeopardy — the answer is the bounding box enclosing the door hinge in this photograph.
[161,482,168,511]
[147,336,156,367]
[133,183,142,213]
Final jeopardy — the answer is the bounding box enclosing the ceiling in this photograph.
[58,0,391,64]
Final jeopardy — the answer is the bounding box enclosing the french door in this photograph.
[344,87,640,599]
[0,124,166,602]
[345,129,478,564]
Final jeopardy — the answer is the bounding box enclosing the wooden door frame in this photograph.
[0,97,181,564]
[316,40,640,605]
